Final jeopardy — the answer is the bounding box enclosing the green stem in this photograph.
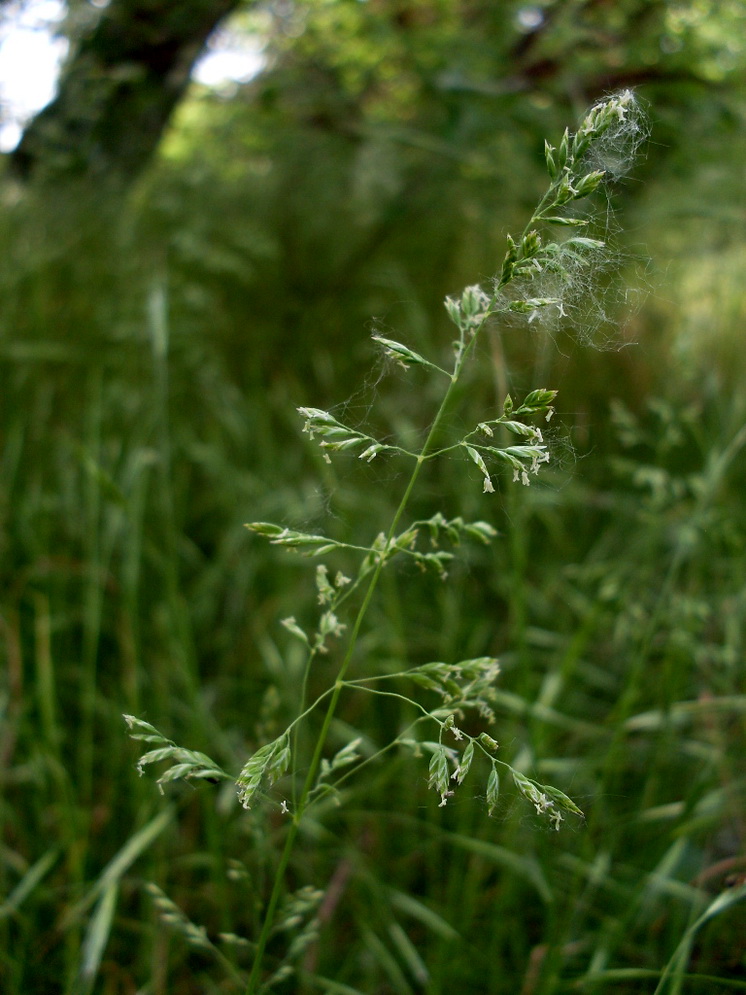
[241,98,636,990]
[245,320,487,994]
[243,812,301,994]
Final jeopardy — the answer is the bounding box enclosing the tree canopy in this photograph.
[5,0,745,185]
[1,4,746,993]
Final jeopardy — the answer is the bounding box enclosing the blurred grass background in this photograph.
[1,1,745,992]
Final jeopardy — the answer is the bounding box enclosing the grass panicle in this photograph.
[124,92,664,992]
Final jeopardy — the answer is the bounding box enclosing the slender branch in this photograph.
[245,305,490,994]
[239,90,642,988]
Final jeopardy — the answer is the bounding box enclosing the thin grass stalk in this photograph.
[245,324,487,992]
[123,91,646,992]
[79,366,104,811]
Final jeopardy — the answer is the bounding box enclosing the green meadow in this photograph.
[1,3,744,992]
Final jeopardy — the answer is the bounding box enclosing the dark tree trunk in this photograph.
[10,0,242,183]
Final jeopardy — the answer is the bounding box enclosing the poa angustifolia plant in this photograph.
[126,91,646,992]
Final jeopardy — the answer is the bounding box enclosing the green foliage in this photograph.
[1,3,746,994]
